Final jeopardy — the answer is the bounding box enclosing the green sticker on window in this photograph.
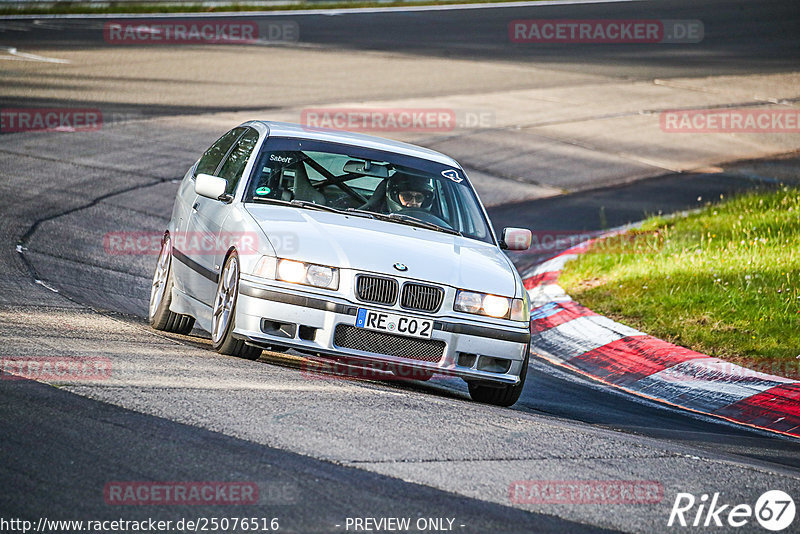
[255,187,271,196]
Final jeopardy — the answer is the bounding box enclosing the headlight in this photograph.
[305,264,335,288]
[277,259,306,283]
[454,291,483,314]
[253,256,339,290]
[454,290,527,321]
[482,294,510,317]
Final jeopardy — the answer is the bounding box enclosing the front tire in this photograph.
[211,251,262,360]
[149,234,195,335]
[468,350,529,407]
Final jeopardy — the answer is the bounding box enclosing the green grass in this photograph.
[559,186,800,377]
[0,0,540,16]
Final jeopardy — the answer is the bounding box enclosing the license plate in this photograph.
[355,308,434,339]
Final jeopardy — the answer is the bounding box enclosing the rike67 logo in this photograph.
[668,490,795,531]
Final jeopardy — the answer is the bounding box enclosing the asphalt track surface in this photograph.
[2,0,798,76]
[2,1,800,533]
[1,0,799,116]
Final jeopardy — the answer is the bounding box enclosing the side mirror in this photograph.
[501,227,532,251]
[195,173,229,201]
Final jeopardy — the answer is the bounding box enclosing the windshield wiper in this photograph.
[289,199,345,214]
[289,200,376,220]
[249,197,294,206]
[249,196,342,213]
[345,208,376,219]
[346,208,460,236]
[387,213,462,236]
[250,197,376,220]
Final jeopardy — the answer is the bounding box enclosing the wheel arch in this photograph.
[221,245,239,274]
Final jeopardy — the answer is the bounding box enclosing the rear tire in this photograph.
[468,350,529,407]
[149,234,195,335]
[211,251,262,361]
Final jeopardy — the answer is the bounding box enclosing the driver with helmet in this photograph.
[385,174,435,213]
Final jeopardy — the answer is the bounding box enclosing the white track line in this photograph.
[0,46,70,63]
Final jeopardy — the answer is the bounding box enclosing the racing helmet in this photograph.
[385,174,435,213]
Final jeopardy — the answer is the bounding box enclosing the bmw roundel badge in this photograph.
[393,263,408,272]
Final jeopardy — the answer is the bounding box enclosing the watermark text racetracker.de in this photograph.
[103,19,299,44]
[103,231,276,256]
[0,356,111,381]
[661,108,800,133]
[521,229,665,256]
[509,19,703,43]
[104,481,258,505]
[0,108,102,133]
[0,108,170,133]
[301,359,445,382]
[301,108,494,132]
[509,480,663,505]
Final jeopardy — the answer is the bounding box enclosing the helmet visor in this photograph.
[398,190,430,207]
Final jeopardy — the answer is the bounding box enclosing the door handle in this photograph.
[192,202,199,211]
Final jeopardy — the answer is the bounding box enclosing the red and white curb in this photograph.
[523,241,800,439]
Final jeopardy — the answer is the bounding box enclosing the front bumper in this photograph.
[234,278,531,385]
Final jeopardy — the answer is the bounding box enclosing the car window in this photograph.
[217,128,260,195]
[195,127,246,177]
[246,137,493,244]
[303,152,350,183]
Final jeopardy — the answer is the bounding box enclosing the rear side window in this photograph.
[217,128,260,195]
[195,127,246,177]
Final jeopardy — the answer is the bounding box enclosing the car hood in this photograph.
[245,205,519,297]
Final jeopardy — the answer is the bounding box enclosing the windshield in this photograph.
[244,137,494,244]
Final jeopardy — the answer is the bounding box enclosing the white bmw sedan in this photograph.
[150,121,533,406]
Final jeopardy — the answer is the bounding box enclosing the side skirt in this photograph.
[170,287,213,334]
